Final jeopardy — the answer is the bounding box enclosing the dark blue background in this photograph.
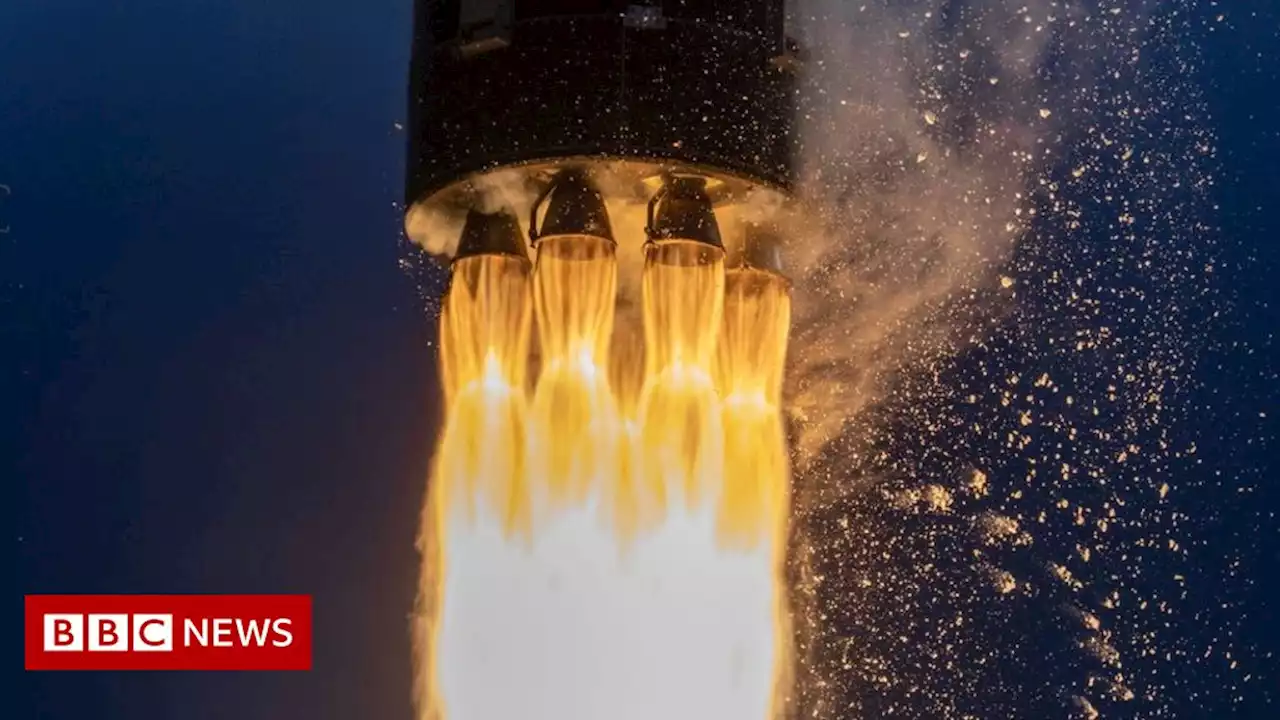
[6,1,1275,718]
[6,2,433,717]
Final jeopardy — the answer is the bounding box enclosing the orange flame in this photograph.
[416,232,793,720]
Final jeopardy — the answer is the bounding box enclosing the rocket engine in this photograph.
[405,4,800,720]
[404,0,798,266]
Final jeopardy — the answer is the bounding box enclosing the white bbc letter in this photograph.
[43,614,83,652]
[131,614,173,651]
[87,614,129,651]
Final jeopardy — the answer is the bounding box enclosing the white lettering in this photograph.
[236,619,271,647]
[181,616,294,650]
[271,618,293,647]
[184,618,208,647]
[212,618,234,647]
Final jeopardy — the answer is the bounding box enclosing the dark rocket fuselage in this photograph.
[405,0,796,217]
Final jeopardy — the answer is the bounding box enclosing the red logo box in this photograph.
[25,594,312,671]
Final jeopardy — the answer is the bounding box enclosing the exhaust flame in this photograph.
[434,254,533,535]
[413,253,533,720]
[636,241,725,517]
[718,267,791,551]
[415,226,793,720]
[528,234,620,511]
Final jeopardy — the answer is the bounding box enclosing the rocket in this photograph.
[403,0,798,269]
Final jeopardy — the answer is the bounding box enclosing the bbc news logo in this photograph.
[42,614,294,653]
[43,613,177,651]
[25,595,311,671]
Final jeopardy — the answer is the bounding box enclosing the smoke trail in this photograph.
[781,1,1247,717]
[784,0,1092,465]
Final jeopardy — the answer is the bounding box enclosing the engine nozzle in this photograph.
[454,209,528,263]
[646,176,723,250]
[531,169,615,246]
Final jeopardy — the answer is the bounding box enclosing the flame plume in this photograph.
[636,240,726,516]
[527,234,621,510]
[416,220,793,720]
[414,253,532,720]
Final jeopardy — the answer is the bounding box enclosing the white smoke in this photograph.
[405,167,539,261]
[781,0,1098,465]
